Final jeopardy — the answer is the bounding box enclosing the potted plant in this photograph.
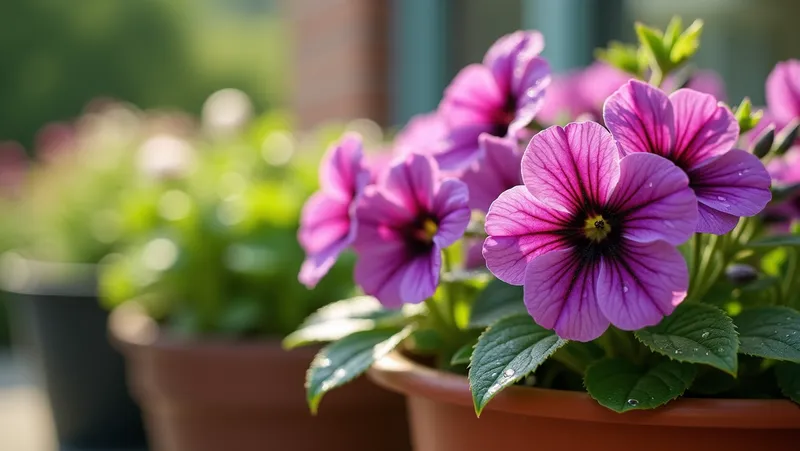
[287,18,800,450]
[103,101,409,451]
[0,104,151,450]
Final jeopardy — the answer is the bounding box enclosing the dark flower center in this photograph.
[563,207,625,262]
[405,214,439,254]
[491,93,517,137]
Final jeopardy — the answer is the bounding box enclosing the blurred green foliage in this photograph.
[97,109,359,337]
[0,0,285,149]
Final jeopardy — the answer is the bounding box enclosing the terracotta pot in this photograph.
[368,351,800,451]
[110,304,410,451]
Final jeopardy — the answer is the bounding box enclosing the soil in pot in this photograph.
[110,303,411,451]
[2,257,147,450]
[368,351,800,451]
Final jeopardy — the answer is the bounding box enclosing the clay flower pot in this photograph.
[368,351,800,451]
[110,304,410,451]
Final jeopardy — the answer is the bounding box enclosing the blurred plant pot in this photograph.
[109,303,411,451]
[368,351,800,451]
[0,254,147,450]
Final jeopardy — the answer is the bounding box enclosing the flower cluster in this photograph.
[294,18,800,417]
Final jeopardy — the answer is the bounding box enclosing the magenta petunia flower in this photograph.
[460,134,522,212]
[353,154,470,307]
[483,122,697,341]
[298,133,370,288]
[604,80,772,235]
[393,112,447,162]
[766,59,800,131]
[538,63,631,125]
[436,31,550,170]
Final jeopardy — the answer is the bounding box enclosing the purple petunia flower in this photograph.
[436,31,551,170]
[483,121,697,341]
[538,63,631,125]
[766,59,800,132]
[353,154,470,307]
[460,134,523,212]
[298,133,370,288]
[604,80,772,235]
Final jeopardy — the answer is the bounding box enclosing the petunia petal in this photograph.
[484,31,545,94]
[439,64,503,128]
[508,57,550,136]
[437,123,494,171]
[382,153,438,213]
[522,121,620,213]
[696,203,740,235]
[353,187,413,253]
[354,243,441,308]
[607,153,697,246]
[524,249,610,341]
[670,89,739,169]
[319,132,368,198]
[766,59,800,127]
[483,186,572,285]
[297,192,354,288]
[688,149,772,234]
[596,240,688,331]
[604,79,674,157]
[431,179,471,248]
[460,134,523,212]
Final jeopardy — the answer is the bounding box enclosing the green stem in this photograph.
[649,67,664,88]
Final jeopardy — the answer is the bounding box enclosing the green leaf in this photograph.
[635,303,739,374]
[305,326,413,413]
[734,306,800,362]
[747,235,800,248]
[670,19,703,65]
[469,314,566,416]
[451,340,477,366]
[775,362,800,404]
[469,279,526,327]
[584,358,697,412]
[552,340,606,374]
[595,41,644,76]
[283,296,409,349]
[635,23,669,69]
[662,16,683,50]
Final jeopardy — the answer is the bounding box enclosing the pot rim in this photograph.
[368,350,800,429]
[0,252,97,297]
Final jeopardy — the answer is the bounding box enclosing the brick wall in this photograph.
[286,0,390,129]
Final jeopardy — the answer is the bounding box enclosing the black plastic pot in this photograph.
[1,254,147,450]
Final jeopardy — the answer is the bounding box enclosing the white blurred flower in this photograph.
[202,88,253,136]
[137,134,195,180]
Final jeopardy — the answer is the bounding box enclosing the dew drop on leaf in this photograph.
[504,368,515,377]
[627,399,639,407]
[701,331,710,339]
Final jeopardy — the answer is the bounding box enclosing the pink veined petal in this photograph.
[437,123,494,171]
[460,134,523,212]
[484,31,545,94]
[537,71,589,125]
[522,121,620,213]
[382,153,438,213]
[319,132,366,198]
[696,203,741,235]
[669,89,739,168]
[297,191,358,288]
[688,149,773,234]
[431,179,471,248]
[603,79,675,157]
[524,249,610,342]
[483,186,572,285]
[607,153,697,246]
[399,251,442,305]
[508,57,550,136]
[440,64,504,128]
[596,240,688,331]
[354,241,410,309]
[766,60,800,127]
[685,70,727,102]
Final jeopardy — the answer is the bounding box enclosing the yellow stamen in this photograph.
[584,214,611,242]
[421,218,438,241]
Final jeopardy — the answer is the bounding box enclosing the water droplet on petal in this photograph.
[627,399,639,407]
[738,171,743,176]
[648,182,653,188]
[701,331,710,339]
[717,196,727,201]
[622,285,629,293]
